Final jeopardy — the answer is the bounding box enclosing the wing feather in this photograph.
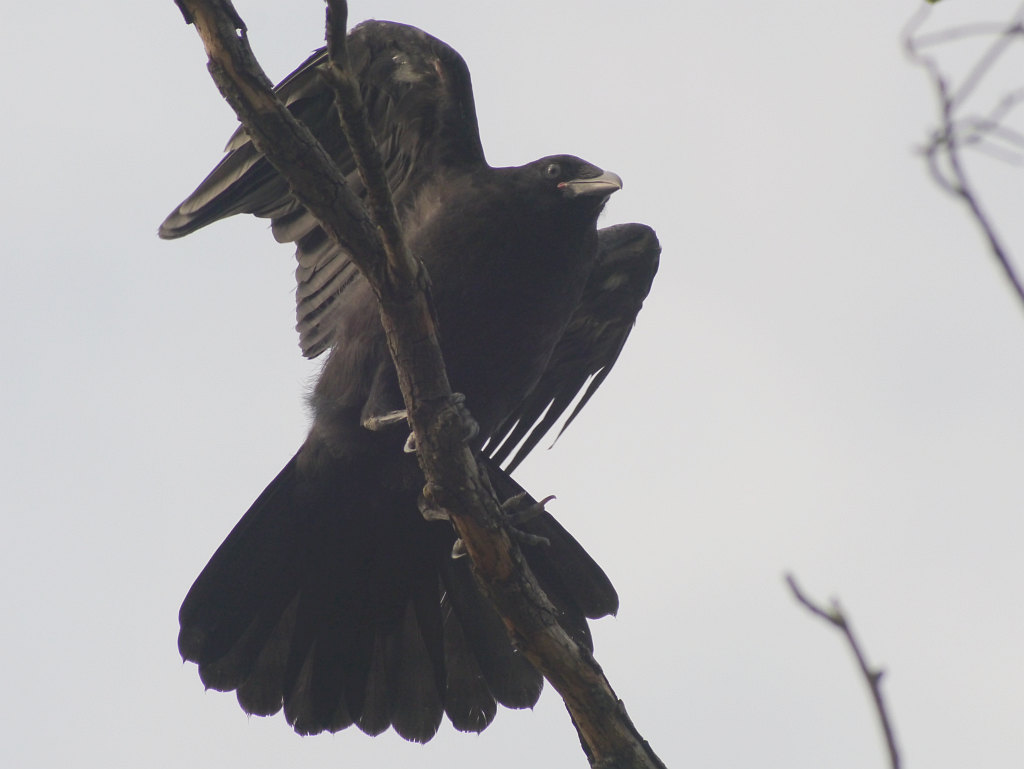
[483,223,660,471]
[159,21,485,358]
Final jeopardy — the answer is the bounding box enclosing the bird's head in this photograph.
[531,155,623,204]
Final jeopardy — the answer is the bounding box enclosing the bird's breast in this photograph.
[406,201,599,438]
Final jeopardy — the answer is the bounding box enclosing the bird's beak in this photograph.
[559,170,623,198]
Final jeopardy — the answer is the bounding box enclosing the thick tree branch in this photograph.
[170,1,663,766]
[786,575,900,769]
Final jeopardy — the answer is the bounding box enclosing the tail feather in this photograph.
[281,492,376,734]
[282,578,369,735]
[178,458,303,667]
[352,600,444,742]
[439,555,544,709]
[389,601,446,742]
[178,445,618,741]
[235,595,297,716]
[523,512,619,620]
[441,597,499,732]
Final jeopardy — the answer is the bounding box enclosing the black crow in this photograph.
[161,20,659,743]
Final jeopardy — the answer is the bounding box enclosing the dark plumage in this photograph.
[162,20,659,743]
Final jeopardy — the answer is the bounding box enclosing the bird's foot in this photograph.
[403,393,479,454]
[361,408,421,452]
[501,492,554,547]
[442,392,479,443]
[420,484,553,555]
[501,491,555,526]
[419,482,471,559]
[418,483,450,522]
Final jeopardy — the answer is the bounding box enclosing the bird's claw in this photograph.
[501,491,556,526]
[451,538,468,559]
[419,482,451,521]
[421,485,554,552]
[418,501,450,522]
[445,392,479,443]
[402,394,478,454]
[500,492,554,547]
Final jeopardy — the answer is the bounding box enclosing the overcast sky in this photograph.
[4,1,1024,767]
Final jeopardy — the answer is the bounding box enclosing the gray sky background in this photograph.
[3,1,1024,767]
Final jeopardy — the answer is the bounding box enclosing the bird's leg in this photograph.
[360,408,422,453]
[361,408,421,452]
[361,409,408,431]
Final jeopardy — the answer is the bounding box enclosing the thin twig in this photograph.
[914,22,1015,49]
[905,4,1024,308]
[785,575,901,769]
[949,17,1024,109]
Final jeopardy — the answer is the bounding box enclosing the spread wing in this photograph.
[482,223,660,472]
[159,21,485,358]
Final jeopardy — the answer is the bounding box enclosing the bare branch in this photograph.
[322,0,422,298]
[905,3,1024,308]
[785,575,901,769]
[949,17,1024,109]
[171,1,663,765]
[914,22,1017,49]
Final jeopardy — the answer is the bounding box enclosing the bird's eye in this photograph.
[543,162,562,180]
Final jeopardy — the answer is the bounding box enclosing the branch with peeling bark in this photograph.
[170,1,663,766]
[786,575,901,769]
